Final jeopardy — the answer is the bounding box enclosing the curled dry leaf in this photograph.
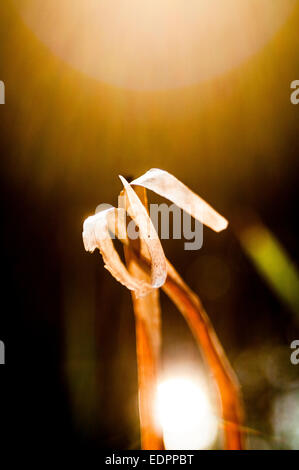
[119,176,167,289]
[132,168,228,232]
[83,169,228,296]
[83,174,168,297]
[83,208,150,296]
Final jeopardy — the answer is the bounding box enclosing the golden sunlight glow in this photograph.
[156,376,218,450]
[15,0,296,90]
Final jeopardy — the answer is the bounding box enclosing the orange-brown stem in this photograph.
[123,188,164,450]
[121,189,244,450]
[163,262,245,450]
[133,314,164,450]
[126,249,245,450]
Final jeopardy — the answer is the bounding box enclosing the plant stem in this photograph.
[122,189,244,450]
[163,262,245,450]
[123,187,164,450]
[125,249,245,450]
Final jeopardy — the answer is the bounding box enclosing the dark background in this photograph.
[0,0,299,453]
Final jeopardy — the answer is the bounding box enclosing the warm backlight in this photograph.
[156,376,218,449]
[15,0,296,90]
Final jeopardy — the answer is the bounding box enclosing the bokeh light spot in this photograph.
[156,376,218,449]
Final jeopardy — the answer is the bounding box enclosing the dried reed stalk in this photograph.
[123,187,165,450]
[163,262,244,450]
[83,170,244,450]
[122,199,244,449]
[126,248,245,450]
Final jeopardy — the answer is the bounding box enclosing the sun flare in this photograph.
[156,376,218,450]
[15,0,296,90]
